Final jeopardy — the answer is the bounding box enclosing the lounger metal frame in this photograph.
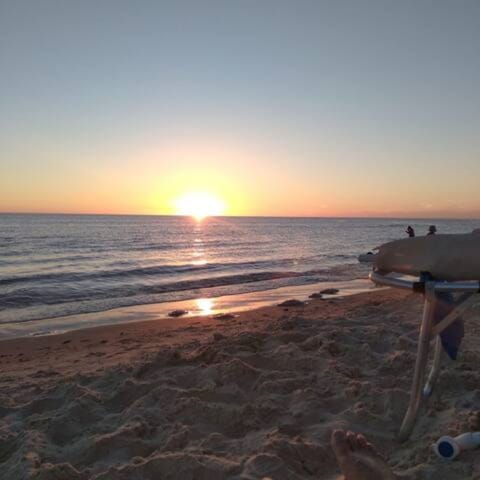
[369,270,480,442]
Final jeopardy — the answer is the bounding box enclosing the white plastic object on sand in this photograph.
[433,432,480,460]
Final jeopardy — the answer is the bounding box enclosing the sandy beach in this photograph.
[1,288,480,479]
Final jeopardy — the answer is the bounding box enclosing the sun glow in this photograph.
[174,192,226,220]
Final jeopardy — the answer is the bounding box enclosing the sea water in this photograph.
[0,214,477,327]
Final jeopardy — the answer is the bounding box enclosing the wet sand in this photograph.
[1,288,480,479]
[0,278,373,339]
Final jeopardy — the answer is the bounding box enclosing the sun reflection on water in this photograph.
[191,259,208,265]
[196,298,214,315]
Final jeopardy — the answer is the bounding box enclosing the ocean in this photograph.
[1,214,478,329]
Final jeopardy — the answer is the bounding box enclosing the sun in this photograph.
[173,192,226,220]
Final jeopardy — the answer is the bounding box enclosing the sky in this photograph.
[1,0,479,217]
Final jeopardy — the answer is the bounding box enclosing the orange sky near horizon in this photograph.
[2,138,480,219]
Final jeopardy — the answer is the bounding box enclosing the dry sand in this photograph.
[1,288,480,479]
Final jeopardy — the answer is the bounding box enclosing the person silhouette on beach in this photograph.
[331,429,409,479]
[405,226,415,237]
[427,225,437,235]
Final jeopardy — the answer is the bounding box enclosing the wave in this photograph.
[0,262,368,316]
[0,270,302,312]
[0,255,328,286]
[0,254,106,267]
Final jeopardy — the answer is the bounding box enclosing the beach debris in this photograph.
[212,313,236,321]
[309,292,323,299]
[433,432,480,460]
[277,299,305,307]
[168,309,188,317]
[320,288,339,295]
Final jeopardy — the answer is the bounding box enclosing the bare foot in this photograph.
[331,429,397,480]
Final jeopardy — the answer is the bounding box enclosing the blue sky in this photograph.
[1,1,479,216]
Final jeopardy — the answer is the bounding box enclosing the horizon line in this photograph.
[1,211,479,221]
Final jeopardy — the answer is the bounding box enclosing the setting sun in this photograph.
[173,192,226,220]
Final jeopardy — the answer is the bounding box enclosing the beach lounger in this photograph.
[370,233,480,441]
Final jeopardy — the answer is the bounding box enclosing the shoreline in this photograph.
[0,278,376,340]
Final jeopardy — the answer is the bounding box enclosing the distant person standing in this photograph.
[428,225,437,235]
[405,225,415,237]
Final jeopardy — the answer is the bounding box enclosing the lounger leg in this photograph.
[398,288,436,442]
[422,335,442,398]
